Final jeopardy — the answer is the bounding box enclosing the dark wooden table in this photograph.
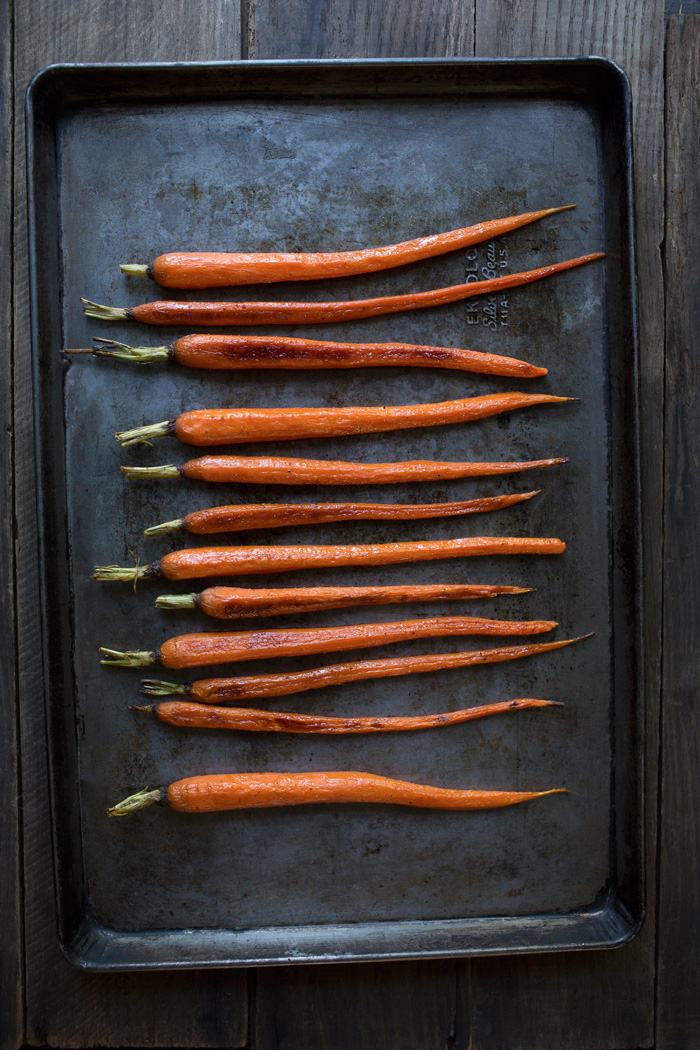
[2,1,698,1046]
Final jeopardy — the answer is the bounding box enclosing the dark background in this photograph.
[1,0,697,1047]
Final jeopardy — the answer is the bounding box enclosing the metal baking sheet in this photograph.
[26,58,641,969]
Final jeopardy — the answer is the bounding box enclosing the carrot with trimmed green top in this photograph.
[67,333,548,379]
[144,491,539,537]
[109,772,567,815]
[135,696,560,733]
[116,392,572,447]
[142,635,592,703]
[93,536,565,582]
[119,205,575,287]
[155,582,532,619]
[121,454,567,486]
[98,614,557,669]
[83,252,604,326]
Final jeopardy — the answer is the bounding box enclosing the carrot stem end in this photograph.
[108,787,162,816]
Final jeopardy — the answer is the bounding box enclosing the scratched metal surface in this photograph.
[27,60,640,968]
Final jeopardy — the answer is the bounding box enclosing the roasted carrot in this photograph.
[98,614,558,669]
[155,582,532,619]
[69,333,548,379]
[93,536,566,582]
[109,772,567,816]
[116,392,572,447]
[144,491,539,537]
[119,206,575,287]
[82,252,604,326]
[121,454,567,486]
[142,635,592,703]
[137,696,561,733]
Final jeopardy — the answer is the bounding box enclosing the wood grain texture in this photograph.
[249,0,475,58]
[657,16,700,1050]
[12,2,247,1046]
[1,0,23,1047]
[254,961,459,1050]
[463,3,664,1048]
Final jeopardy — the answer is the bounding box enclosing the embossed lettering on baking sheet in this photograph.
[463,243,509,328]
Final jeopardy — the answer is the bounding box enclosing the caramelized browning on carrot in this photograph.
[142,636,591,703]
[118,392,572,448]
[99,615,558,670]
[126,206,575,287]
[69,334,547,378]
[84,252,604,326]
[156,582,532,620]
[145,696,560,733]
[170,334,547,377]
[147,491,540,537]
[157,615,557,669]
[121,454,567,486]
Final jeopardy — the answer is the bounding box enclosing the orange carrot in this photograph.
[155,582,532,619]
[72,333,547,379]
[121,454,567,486]
[82,252,604,326]
[144,491,539,537]
[99,614,557,669]
[138,696,560,733]
[93,536,566,582]
[116,392,572,447]
[119,206,575,287]
[109,772,566,815]
[142,636,591,703]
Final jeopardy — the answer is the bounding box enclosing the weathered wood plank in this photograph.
[465,2,664,1047]
[656,15,700,1050]
[12,2,247,1045]
[255,961,459,1050]
[249,0,474,58]
[1,0,23,1047]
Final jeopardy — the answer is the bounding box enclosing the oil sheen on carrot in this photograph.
[150,696,558,733]
[165,772,566,812]
[165,392,571,446]
[180,582,531,620]
[157,615,558,669]
[173,492,539,535]
[145,636,590,704]
[142,206,575,287]
[156,537,565,580]
[169,334,547,378]
[87,253,604,326]
[169,454,567,485]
